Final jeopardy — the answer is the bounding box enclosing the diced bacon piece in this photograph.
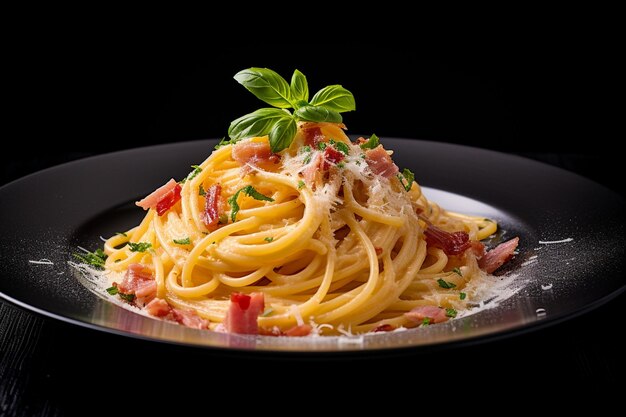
[117,264,154,294]
[145,298,208,329]
[136,179,178,210]
[135,281,157,299]
[302,126,325,147]
[284,324,312,337]
[224,292,265,335]
[373,324,395,332]
[232,140,281,174]
[171,308,209,329]
[469,240,486,258]
[424,225,471,256]
[302,152,322,186]
[117,263,156,305]
[200,184,222,229]
[405,306,449,324]
[155,184,182,216]
[365,145,399,178]
[479,237,519,273]
[146,298,171,317]
[322,146,345,170]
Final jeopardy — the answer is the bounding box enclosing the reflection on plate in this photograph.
[0,139,624,353]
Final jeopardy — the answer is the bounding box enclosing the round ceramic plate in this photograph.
[1,139,624,353]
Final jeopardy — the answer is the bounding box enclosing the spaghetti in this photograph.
[97,68,519,336]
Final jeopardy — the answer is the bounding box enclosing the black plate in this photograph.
[1,139,624,353]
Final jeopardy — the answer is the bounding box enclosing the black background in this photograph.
[2,40,624,414]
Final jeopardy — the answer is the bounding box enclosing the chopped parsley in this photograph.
[422,317,431,326]
[228,185,275,222]
[115,232,127,237]
[173,237,191,245]
[119,293,136,302]
[106,286,119,295]
[214,136,236,150]
[303,154,312,164]
[299,145,311,154]
[127,242,152,252]
[73,248,107,269]
[317,142,327,150]
[218,214,228,224]
[329,139,350,155]
[181,165,202,183]
[297,180,305,190]
[437,278,456,289]
[460,292,467,300]
[337,162,345,169]
[445,308,457,318]
[261,308,274,317]
[452,267,462,276]
[360,133,379,149]
[264,237,274,242]
[199,185,206,196]
[397,168,415,192]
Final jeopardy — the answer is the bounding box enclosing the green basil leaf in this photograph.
[269,116,297,153]
[234,68,293,108]
[228,108,291,141]
[294,105,342,123]
[310,85,356,112]
[290,69,309,102]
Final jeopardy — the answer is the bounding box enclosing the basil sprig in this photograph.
[228,68,355,153]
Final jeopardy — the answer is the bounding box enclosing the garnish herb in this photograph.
[261,308,274,317]
[397,168,415,192]
[106,286,119,295]
[460,292,467,300]
[337,162,345,168]
[299,145,311,154]
[445,308,457,318]
[229,68,355,153]
[422,317,431,326]
[199,185,206,196]
[127,242,152,252]
[119,293,136,302]
[73,248,107,269]
[214,137,233,150]
[116,232,127,237]
[317,142,327,150]
[297,180,305,190]
[173,237,191,245]
[452,267,462,276]
[181,165,202,183]
[360,133,380,150]
[264,237,274,243]
[228,185,275,222]
[437,278,456,289]
[218,214,228,225]
[329,139,350,155]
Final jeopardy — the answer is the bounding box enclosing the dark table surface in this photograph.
[1,150,624,415]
